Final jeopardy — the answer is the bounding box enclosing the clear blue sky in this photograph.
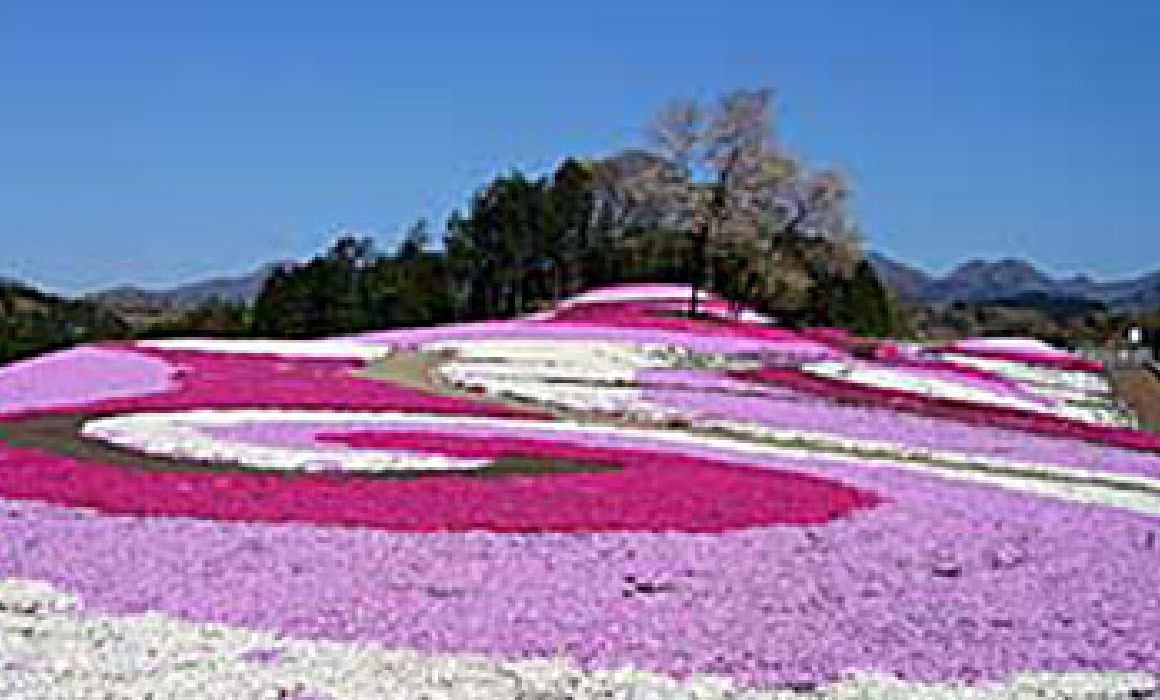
[1,0,1157,294]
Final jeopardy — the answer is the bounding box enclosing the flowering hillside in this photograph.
[1,283,1157,698]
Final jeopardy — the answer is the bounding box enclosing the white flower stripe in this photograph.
[420,339,687,368]
[802,361,1129,426]
[440,361,639,385]
[938,353,1111,393]
[81,417,489,473]
[446,376,681,420]
[558,284,719,304]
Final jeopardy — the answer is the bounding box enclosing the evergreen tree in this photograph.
[827,260,896,337]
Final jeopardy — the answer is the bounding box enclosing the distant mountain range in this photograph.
[85,264,282,310]
[6,253,1158,318]
[869,254,1160,311]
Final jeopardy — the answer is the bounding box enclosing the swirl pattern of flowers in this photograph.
[1,285,1158,698]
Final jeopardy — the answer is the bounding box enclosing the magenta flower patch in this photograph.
[0,428,877,532]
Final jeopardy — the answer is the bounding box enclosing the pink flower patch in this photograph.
[934,342,1103,372]
[5,347,550,422]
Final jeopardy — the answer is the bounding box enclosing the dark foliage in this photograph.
[0,282,132,365]
[245,156,891,338]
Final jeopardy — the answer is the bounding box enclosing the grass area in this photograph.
[356,351,580,416]
[352,352,447,391]
[0,414,255,474]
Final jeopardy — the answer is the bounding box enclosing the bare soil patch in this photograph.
[355,352,581,420]
[1110,366,1160,432]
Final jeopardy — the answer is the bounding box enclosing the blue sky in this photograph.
[0,0,1157,294]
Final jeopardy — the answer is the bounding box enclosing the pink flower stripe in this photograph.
[735,367,1160,453]
[874,358,1056,407]
[348,320,843,359]
[542,303,843,361]
[554,298,741,320]
[638,370,1160,480]
[934,345,1103,373]
[550,301,792,338]
[0,432,878,532]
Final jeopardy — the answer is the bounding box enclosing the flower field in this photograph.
[1,284,1158,698]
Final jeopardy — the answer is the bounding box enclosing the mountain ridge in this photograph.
[869,253,1160,311]
[84,264,283,310]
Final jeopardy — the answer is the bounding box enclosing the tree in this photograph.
[0,282,130,364]
[250,236,379,338]
[621,88,865,321]
[137,296,251,339]
[549,158,596,298]
[443,171,557,319]
[397,219,429,262]
[828,259,896,337]
[626,88,799,316]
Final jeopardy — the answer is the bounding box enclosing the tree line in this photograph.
[0,282,132,365]
[248,89,900,338]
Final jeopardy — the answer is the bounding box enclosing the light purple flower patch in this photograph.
[640,369,1160,481]
[0,345,176,417]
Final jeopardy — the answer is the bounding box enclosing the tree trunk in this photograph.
[689,224,709,318]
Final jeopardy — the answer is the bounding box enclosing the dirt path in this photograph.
[1110,365,1160,432]
[354,352,580,420]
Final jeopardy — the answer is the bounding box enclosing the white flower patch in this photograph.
[736,309,778,325]
[560,284,716,305]
[446,376,683,422]
[136,338,392,361]
[0,578,1153,700]
[802,361,1124,426]
[422,339,687,369]
[0,578,81,614]
[439,360,639,386]
[952,336,1069,355]
[427,340,692,419]
[81,414,488,473]
[79,410,1160,519]
[426,341,694,421]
